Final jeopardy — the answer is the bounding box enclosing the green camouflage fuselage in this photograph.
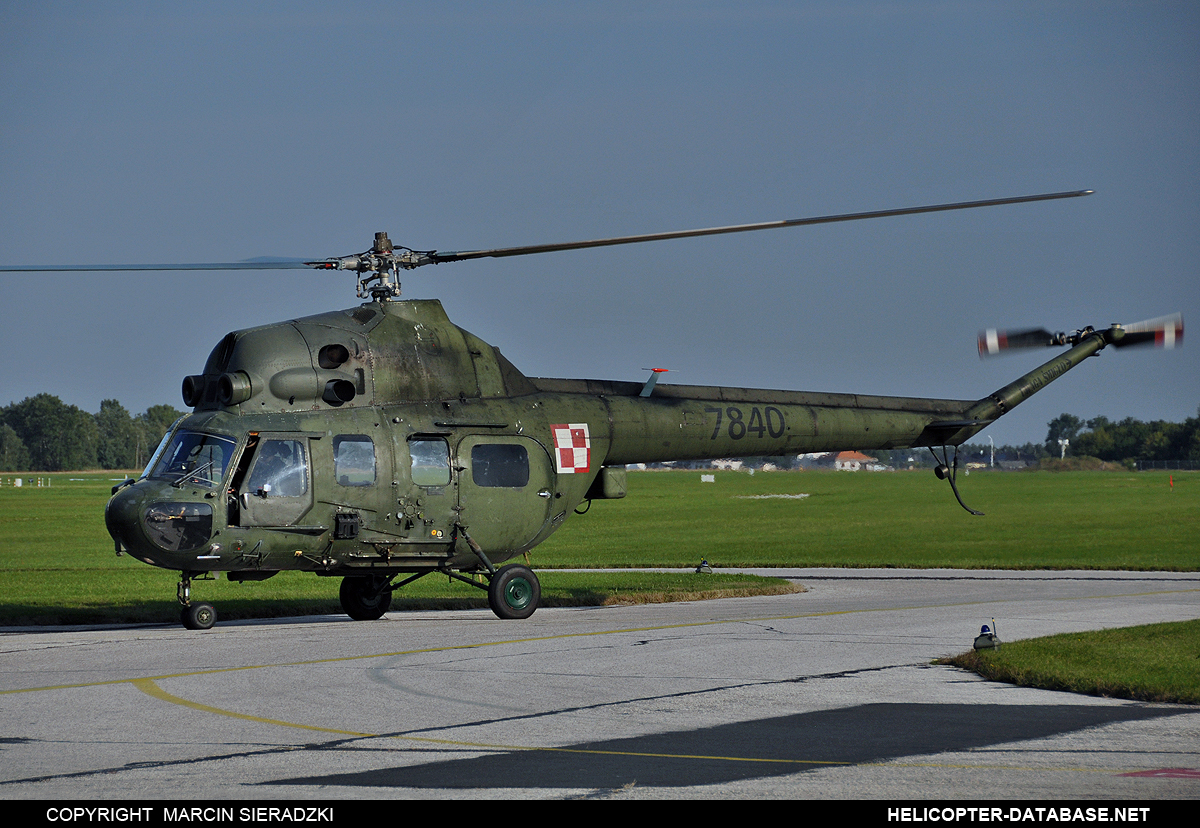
[105,298,1106,579]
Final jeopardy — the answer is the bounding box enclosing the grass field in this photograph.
[0,468,1195,625]
[541,468,1199,570]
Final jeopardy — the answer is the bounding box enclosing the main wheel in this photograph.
[487,565,540,620]
[339,576,392,621]
[181,602,216,630]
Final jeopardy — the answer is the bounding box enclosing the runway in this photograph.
[2,569,1198,800]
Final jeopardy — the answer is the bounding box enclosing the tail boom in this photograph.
[531,333,1110,466]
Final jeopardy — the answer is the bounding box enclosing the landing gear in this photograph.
[487,565,540,620]
[453,527,542,620]
[177,571,217,630]
[182,602,216,630]
[339,575,393,621]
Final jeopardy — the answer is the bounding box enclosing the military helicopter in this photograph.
[2,190,1183,629]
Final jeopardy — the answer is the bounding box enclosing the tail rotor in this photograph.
[979,313,1182,357]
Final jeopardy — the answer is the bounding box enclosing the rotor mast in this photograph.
[304,231,430,301]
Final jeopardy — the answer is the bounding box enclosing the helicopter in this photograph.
[2,190,1183,629]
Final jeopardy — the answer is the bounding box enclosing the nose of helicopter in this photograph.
[105,483,143,554]
[106,481,216,568]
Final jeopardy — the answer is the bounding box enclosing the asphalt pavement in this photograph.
[2,569,1197,799]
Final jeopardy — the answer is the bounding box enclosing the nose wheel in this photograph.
[181,602,217,630]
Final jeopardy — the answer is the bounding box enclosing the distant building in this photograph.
[834,450,877,471]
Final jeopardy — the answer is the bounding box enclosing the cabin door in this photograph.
[235,434,315,527]
[455,434,554,556]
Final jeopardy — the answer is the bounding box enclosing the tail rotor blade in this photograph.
[1110,313,1183,349]
[979,313,1183,357]
[978,327,1059,357]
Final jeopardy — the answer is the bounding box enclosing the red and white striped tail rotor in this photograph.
[977,327,1060,357]
[978,313,1182,358]
[1112,313,1183,349]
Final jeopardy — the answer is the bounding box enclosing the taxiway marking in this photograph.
[131,678,1129,776]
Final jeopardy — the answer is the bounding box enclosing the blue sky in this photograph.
[2,1,1196,447]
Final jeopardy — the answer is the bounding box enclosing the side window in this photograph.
[409,438,450,487]
[246,439,308,497]
[471,444,529,488]
[334,435,376,486]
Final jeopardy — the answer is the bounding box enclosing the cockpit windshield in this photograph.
[139,416,185,480]
[147,430,238,489]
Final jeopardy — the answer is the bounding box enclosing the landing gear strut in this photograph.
[448,526,542,619]
[177,572,217,630]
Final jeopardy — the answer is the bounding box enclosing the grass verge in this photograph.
[0,568,800,626]
[938,619,1200,705]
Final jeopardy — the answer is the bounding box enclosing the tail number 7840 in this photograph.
[705,406,786,440]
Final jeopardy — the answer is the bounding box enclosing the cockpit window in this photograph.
[147,430,237,489]
[139,416,186,479]
[246,439,309,497]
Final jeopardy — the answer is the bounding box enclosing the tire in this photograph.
[339,576,392,621]
[181,602,216,630]
[487,565,540,620]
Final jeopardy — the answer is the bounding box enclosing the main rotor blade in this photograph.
[0,190,1090,273]
[429,190,1094,264]
[0,260,313,272]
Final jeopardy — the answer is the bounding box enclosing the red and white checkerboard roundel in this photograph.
[551,423,590,474]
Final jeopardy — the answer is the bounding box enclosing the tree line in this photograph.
[1,394,183,472]
[1043,410,1200,463]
